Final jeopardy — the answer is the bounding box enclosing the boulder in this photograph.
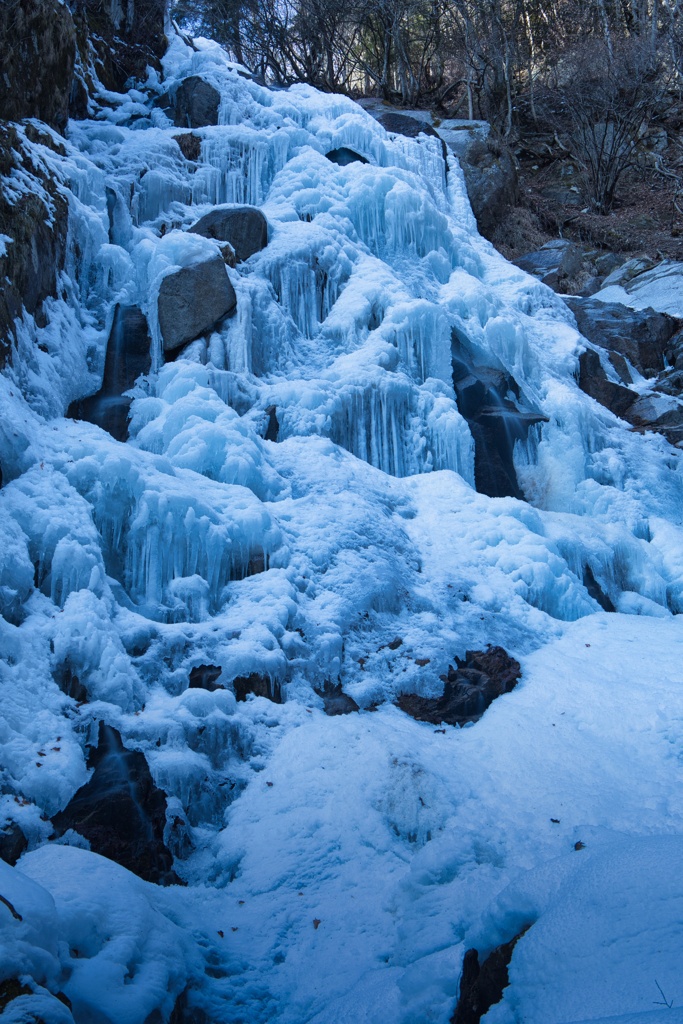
[397,647,521,727]
[189,206,268,262]
[515,239,584,292]
[51,723,179,885]
[567,297,682,377]
[0,821,28,866]
[0,0,76,131]
[170,76,221,128]
[68,304,151,441]
[158,256,236,353]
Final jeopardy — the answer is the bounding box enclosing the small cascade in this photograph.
[68,305,151,441]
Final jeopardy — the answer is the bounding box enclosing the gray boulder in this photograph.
[171,76,221,128]
[189,206,268,262]
[566,297,681,377]
[515,240,583,292]
[158,256,236,353]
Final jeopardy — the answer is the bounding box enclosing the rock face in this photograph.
[0,125,69,369]
[189,665,223,691]
[68,304,151,441]
[515,240,583,293]
[51,723,179,885]
[171,76,221,128]
[451,929,528,1024]
[189,206,268,262]
[0,0,76,131]
[440,123,517,240]
[158,257,237,352]
[567,297,681,378]
[397,647,521,727]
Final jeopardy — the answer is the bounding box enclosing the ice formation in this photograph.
[2,33,683,1024]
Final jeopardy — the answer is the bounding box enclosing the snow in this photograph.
[595,260,683,317]
[1,30,683,1024]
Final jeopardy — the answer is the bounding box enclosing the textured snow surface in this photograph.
[1,34,683,1024]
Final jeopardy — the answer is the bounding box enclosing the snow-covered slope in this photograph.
[2,35,683,1024]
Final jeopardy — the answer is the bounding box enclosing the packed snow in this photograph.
[1,33,683,1024]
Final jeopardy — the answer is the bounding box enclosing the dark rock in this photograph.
[189,206,268,263]
[0,821,28,866]
[326,148,369,166]
[567,297,682,378]
[583,565,615,612]
[264,406,279,442]
[189,665,223,691]
[451,340,547,499]
[578,349,637,419]
[170,77,221,129]
[174,133,203,162]
[451,928,529,1024]
[0,980,32,1012]
[68,304,151,441]
[53,661,88,703]
[315,681,359,716]
[51,723,179,885]
[0,0,76,131]
[397,647,521,727]
[0,125,69,369]
[158,257,236,353]
[514,240,583,292]
[377,112,448,163]
[233,674,282,703]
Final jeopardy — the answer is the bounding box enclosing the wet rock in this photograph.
[264,406,279,442]
[233,674,282,703]
[158,256,236,353]
[51,723,179,885]
[514,240,583,292]
[600,255,656,289]
[452,928,529,1024]
[68,304,151,441]
[189,665,223,691]
[170,76,221,128]
[567,297,682,377]
[0,125,69,369]
[315,681,359,716]
[326,148,368,166]
[583,565,615,612]
[451,341,547,499]
[174,132,203,162]
[0,0,76,131]
[189,206,268,262]
[397,647,521,727]
[0,821,28,866]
